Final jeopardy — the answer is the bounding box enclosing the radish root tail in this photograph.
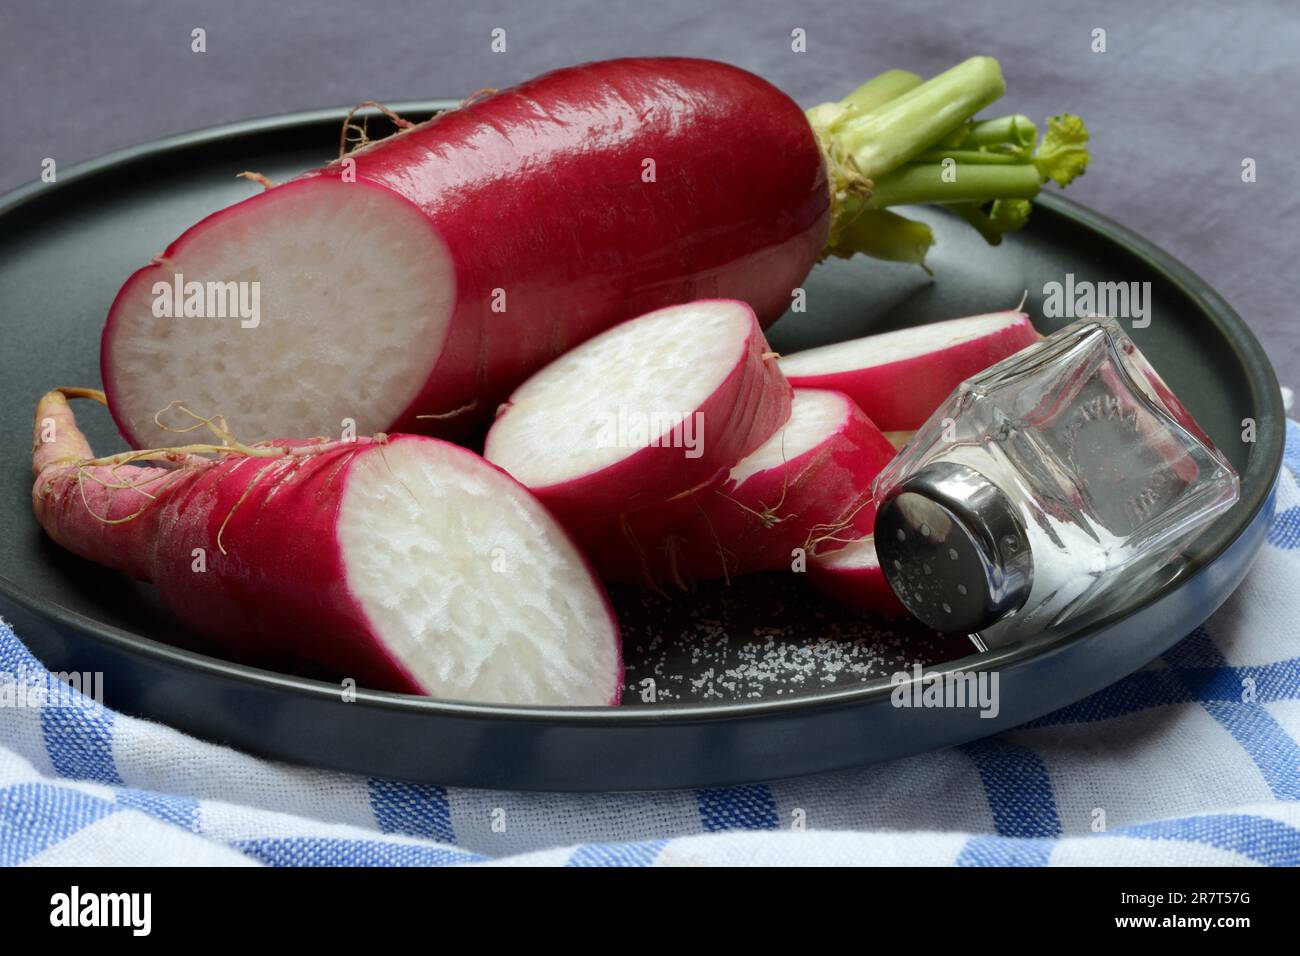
[459,88,499,108]
[415,397,479,422]
[236,171,276,191]
[32,390,369,539]
[338,100,416,161]
[805,493,875,556]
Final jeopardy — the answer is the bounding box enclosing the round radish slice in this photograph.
[808,535,908,616]
[584,388,897,585]
[777,311,1038,431]
[484,299,791,521]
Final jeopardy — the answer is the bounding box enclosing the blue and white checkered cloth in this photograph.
[3,420,1299,867]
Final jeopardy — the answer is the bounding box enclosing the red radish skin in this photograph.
[483,300,791,524]
[102,58,828,449]
[808,535,908,617]
[777,311,1039,431]
[31,390,622,706]
[588,389,897,585]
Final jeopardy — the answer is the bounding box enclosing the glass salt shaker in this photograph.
[872,317,1240,648]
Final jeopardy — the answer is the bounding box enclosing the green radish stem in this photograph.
[842,69,925,113]
[805,69,923,132]
[911,149,1027,165]
[869,163,1044,207]
[810,57,1091,264]
[961,114,1038,150]
[822,57,1007,179]
[823,208,934,270]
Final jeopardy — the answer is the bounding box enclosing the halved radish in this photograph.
[32,390,622,706]
[586,388,897,586]
[483,299,791,523]
[808,535,907,616]
[102,58,829,449]
[777,311,1038,431]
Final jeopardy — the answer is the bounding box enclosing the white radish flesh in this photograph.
[103,179,457,447]
[337,439,623,705]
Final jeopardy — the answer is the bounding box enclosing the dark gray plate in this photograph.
[0,104,1283,790]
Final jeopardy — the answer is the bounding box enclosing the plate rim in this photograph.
[0,101,1284,727]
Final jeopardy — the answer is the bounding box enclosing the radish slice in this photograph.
[808,535,907,616]
[484,299,791,521]
[586,388,897,585]
[677,388,896,579]
[777,311,1038,431]
[729,388,869,485]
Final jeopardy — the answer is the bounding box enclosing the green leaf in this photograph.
[952,198,1033,247]
[988,198,1032,233]
[1033,114,1090,187]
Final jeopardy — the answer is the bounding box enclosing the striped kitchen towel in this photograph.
[2,419,1298,867]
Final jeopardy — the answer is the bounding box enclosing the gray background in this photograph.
[2,0,1296,386]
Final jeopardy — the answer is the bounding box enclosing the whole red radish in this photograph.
[778,311,1039,431]
[31,390,622,705]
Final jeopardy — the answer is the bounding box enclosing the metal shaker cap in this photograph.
[875,461,1033,634]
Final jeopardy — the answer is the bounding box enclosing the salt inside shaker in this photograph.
[873,317,1240,648]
